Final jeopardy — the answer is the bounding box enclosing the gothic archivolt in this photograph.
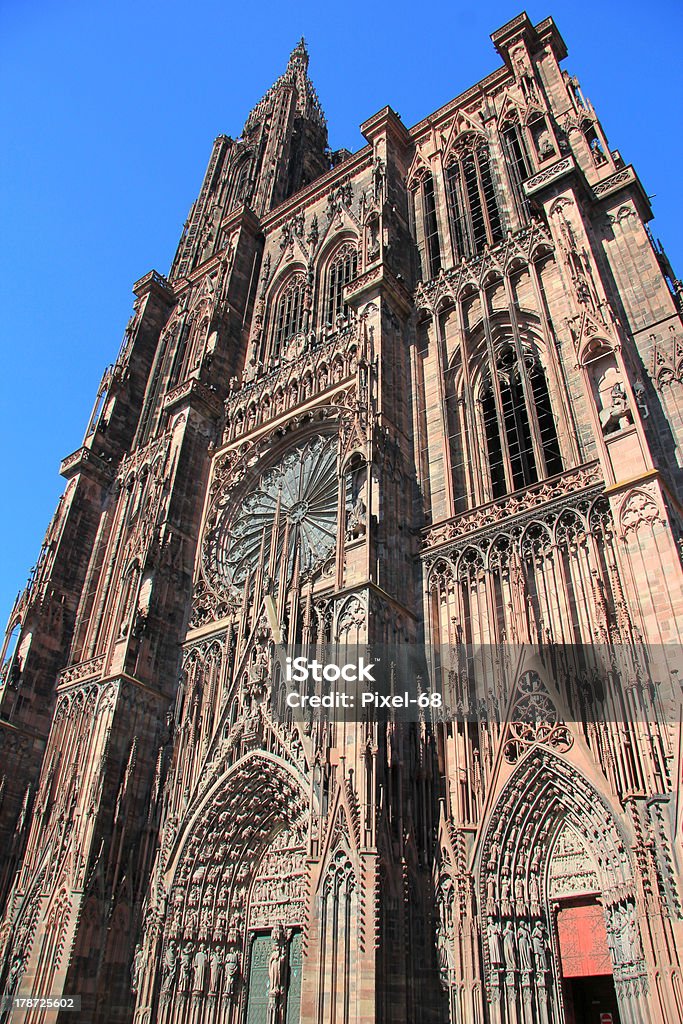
[477,749,648,1022]
[135,751,311,1021]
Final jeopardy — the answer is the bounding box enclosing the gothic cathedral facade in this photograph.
[1,12,682,1024]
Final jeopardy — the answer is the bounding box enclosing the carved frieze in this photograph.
[423,461,603,552]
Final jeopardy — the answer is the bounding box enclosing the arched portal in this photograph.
[479,750,648,1024]
[137,751,311,1024]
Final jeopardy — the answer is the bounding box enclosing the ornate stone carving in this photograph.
[618,486,664,534]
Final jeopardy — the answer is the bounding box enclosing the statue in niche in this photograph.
[600,381,633,434]
[372,155,386,203]
[486,874,498,914]
[224,949,239,998]
[528,871,540,910]
[626,905,643,962]
[346,493,367,540]
[532,922,549,972]
[513,47,538,103]
[160,941,178,997]
[367,217,380,263]
[180,942,194,991]
[6,952,26,996]
[437,921,453,982]
[131,942,145,993]
[208,946,223,996]
[536,128,556,161]
[346,463,367,540]
[503,921,518,970]
[192,944,207,992]
[517,921,533,971]
[590,135,607,166]
[500,875,512,915]
[267,924,288,1024]
[487,918,503,966]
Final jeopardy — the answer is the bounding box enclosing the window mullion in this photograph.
[482,318,515,495]
[474,151,493,249]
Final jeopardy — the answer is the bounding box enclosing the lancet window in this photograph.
[500,116,532,221]
[231,154,252,208]
[480,345,562,499]
[272,273,306,359]
[324,243,358,328]
[422,172,442,277]
[445,138,503,259]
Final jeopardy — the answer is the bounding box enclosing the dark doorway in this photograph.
[556,899,621,1024]
[563,974,621,1024]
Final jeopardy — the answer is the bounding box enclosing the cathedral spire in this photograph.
[243,38,326,135]
[288,37,309,69]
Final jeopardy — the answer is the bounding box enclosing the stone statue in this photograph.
[503,920,518,970]
[487,918,503,966]
[209,946,223,996]
[611,907,624,962]
[7,952,25,993]
[372,155,386,203]
[527,872,540,906]
[600,381,632,434]
[346,493,367,540]
[514,874,525,903]
[500,875,512,914]
[193,944,207,992]
[590,136,607,166]
[532,922,549,972]
[267,925,287,1024]
[161,940,178,996]
[131,942,144,994]
[537,129,555,160]
[224,949,239,998]
[517,921,533,972]
[180,942,194,991]
[627,907,642,962]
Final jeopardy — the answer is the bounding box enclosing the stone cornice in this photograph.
[163,378,223,418]
[523,156,576,196]
[132,269,175,302]
[345,262,413,316]
[591,165,652,219]
[360,106,412,149]
[59,446,116,482]
[57,654,106,689]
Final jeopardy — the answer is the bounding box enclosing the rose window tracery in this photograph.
[213,435,339,591]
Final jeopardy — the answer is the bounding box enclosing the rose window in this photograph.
[215,435,338,591]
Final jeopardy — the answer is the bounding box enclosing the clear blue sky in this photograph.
[1,0,681,625]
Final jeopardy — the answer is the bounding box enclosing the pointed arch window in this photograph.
[324,243,358,328]
[501,117,532,221]
[272,273,306,359]
[481,345,562,499]
[231,154,252,208]
[421,172,442,277]
[445,138,503,259]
